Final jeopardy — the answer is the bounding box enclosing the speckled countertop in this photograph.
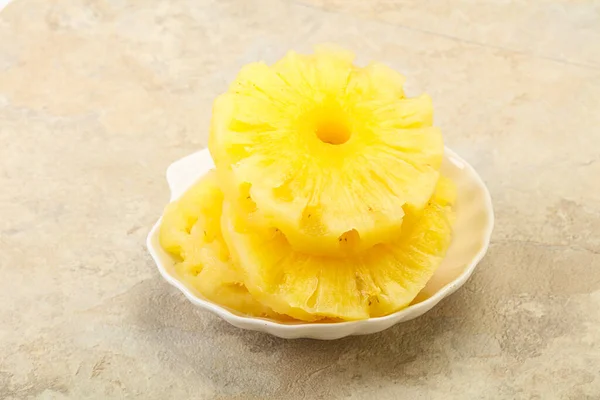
[1,1,600,399]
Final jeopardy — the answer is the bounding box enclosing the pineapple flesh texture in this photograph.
[210,47,443,256]
[159,171,279,318]
[221,178,456,322]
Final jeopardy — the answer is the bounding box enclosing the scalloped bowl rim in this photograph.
[146,147,494,339]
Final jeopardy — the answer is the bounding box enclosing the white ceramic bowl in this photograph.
[147,148,494,339]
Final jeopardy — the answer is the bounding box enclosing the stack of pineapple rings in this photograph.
[160,47,456,321]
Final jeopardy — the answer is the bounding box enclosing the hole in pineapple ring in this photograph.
[315,116,351,145]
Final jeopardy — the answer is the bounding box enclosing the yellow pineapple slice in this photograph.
[431,175,456,207]
[159,171,280,318]
[210,46,443,256]
[159,173,223,257]
[221,177,456,321]
[176,239,277,319]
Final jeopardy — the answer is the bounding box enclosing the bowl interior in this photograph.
[412,150,493,304]
[148,148,493,325]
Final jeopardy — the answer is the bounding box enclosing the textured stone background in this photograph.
[1,0,600,399]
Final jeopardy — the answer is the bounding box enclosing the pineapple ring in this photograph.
[221,178,456,322]
[159,171,281,319]
[209,46,443,256]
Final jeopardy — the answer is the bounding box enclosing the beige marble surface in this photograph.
[1,0,599,398]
